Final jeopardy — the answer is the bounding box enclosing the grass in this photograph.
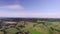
[27,29,42,34]
[1,21,60,34]
[34,24,52,34]
[0,31,4,34]
[24,22,51,34]
[5,28,19,34]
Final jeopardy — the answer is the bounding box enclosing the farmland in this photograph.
[0,18,60,34]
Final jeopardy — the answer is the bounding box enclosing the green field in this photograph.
[0,21,60,34]
[27,29,42,34]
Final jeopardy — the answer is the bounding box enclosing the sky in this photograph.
[0,0,60,18]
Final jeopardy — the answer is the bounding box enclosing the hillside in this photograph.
[0,18,60,34]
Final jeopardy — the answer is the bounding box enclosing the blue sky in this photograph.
[0,0,60,18]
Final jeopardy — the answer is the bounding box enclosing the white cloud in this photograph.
[0,4,24,10]
[0,11,25,17]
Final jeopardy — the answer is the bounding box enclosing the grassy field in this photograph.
[5,28,19,34]
[27,29,42,34]
[22,22,53,34]
[0,21,60,34]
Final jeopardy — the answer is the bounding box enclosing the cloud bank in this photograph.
[0,4,24,10]
[0,5,59,18]
[0,11,60,18]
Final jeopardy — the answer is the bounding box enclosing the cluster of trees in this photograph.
[0,21,29,34]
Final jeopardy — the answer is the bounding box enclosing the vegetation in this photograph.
[5,28,19,34]
[0,18,60,34]
[27,29,42,34]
